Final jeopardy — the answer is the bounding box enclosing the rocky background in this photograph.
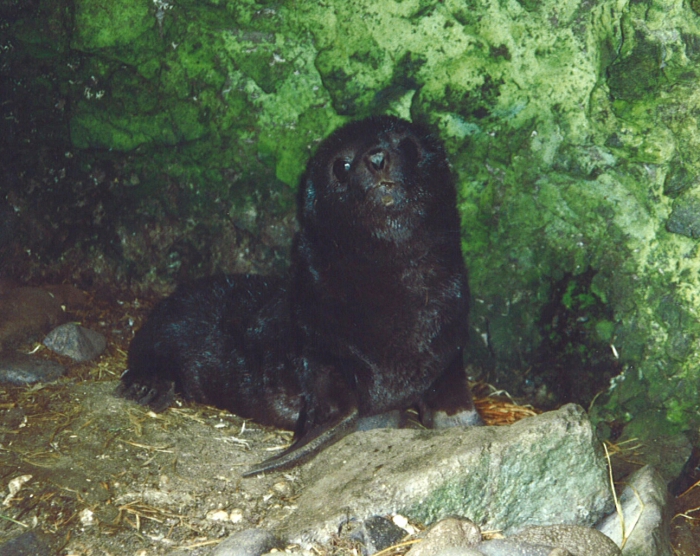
[2,0,700,466]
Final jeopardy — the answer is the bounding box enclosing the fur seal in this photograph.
[119,274,301,429]
[118,116,482,476]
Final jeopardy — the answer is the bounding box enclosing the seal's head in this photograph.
[298,116,456,245]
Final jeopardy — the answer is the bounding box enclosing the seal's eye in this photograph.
[332,159,352,181]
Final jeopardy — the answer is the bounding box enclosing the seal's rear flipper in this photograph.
[242,409,359,477]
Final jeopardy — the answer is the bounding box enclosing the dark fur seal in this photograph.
[118,116,481,476]
[119,275,301,429]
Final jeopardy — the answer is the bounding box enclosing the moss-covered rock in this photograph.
[5,0,700,456]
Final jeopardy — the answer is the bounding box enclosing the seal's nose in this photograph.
[366,149,388,172]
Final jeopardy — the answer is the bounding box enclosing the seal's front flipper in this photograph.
[242,408,359,477]
[419,352,483,429]
[116,369,176,413]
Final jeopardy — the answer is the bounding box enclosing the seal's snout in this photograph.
[367,148,388,172]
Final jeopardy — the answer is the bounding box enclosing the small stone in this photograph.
[212,528,281,556]
[230,508,245,523]
[159,474,172,490]
[511,525,620,556]
[346,515,407,555]
[406,517,482,556]
[207,509,230,521]
[0,353,65,385]
[272,480,294,497]
[434,549,486,556]
[392,513,419,535]
[43,323,107,361]
[477,538,569,555]
[79,508,95,527]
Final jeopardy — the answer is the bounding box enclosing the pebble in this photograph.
[478,538,570,555]
[43,323,107,361]
[434,549,494,556]
[0,352,65,385]
[406,517,482,556]
[345,515,407,555]
[512,525,620,556]
[206,509,230,522]
[212,528,281,556]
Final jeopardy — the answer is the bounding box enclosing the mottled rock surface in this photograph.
[597,466,672,556]
[344,515,407,555]
[0,353,65,385]
[43,323,107,362]
[477,540,568,555]
[512,525,620,556]
[210,528,281,556]
[275,405,612,546]
[405,518,481,556]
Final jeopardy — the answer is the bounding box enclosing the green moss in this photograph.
[70,97,207,151]
[607,35,664,101]
[11,0,73,56]
[72,0,152,51]
[595,320,615,342]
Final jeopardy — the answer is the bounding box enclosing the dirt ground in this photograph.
[0,294,324,555]
[0,292,699,556]
[0,378,312,555]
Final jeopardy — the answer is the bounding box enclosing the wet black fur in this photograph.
[118,116,480,474]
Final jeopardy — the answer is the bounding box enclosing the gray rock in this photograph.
[478,539,570,555]
[211,528,281,556]
[344,515,406,555]
[276,405,613,546]
[0,352,65,385]
[435,549,487,556]
[43,323,107,361]
[596,466,672,556]
[511,525,620,555]
[0,530,54,556]
[405,517,481,556]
